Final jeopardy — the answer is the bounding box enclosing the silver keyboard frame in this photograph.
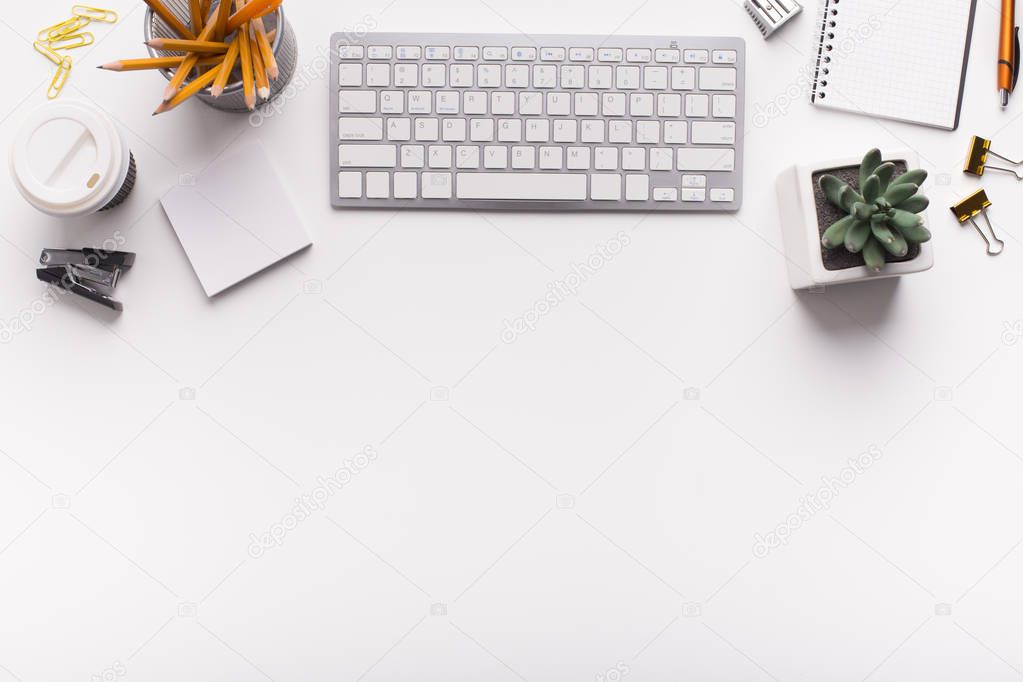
[329,32,745,212]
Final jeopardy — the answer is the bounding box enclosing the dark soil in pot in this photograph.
[811,161,921,271]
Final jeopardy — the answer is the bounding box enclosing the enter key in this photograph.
[691,121,736,145]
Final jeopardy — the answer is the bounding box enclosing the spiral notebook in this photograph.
[810,0,978,130]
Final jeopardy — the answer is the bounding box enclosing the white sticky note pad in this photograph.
[161,142,312,297]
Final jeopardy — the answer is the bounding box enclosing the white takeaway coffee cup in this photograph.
[9,99,136,217]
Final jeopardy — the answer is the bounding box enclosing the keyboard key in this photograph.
[580,119,604,142]
[630,93,654,116]
[470,118,495,141]
[477,64,501,87]
[682,174,706,188]
[492,91,515,114]
[338,91,376,113]
[700,67,737,91]
[609,120,632,143]
[683,49,708,63]
[710,188,735,202]
[394,64,418,86]
[653,187,678,201]
[595,147,618,169]
[591,174,621,200]
[454,46,479,60]
[539,146,563,169]
[408,91,431,113]
[338,45,363,59]
[598,48,623,62]
[401,145,425,168]
[533,65,557,88]
[512,47,537,60]
[547,92,571,115]
[396,46,422,60]
[626,174,649,200]
[576,93,599,116]
[442,118,467,141]
[569,47,594,61]
[394,171,417,198]
[368,46,392,60]
[602,93,626,116]
[626,48,652,62]
[387,118,411,140]
[506,65,529,88]
[657,93,682,117]
[512,145,535,168]
[616,66,640,89]
[339,117,384,140]
[367,64,390,87]
[339,64,362,86]
[588,65,613,89]
[541,47,566,61]
[676,148,735,172]
[379,91,403,113]
[422,172,452,197]
[339,144,396,168]
[655,49,680,63]
[519,92,542,114]
[644,66,668,89]
[457,173,587,200]
[650,147,673,170]
[567,146,590,169]
[498,118,522,142]
[636,120,659,143]
[426,46,451,60]
[483,46,509,60]
[450,64,473,87]
[713,94,736,118]
[415,118,439,141]
[561,65,585,88]
[338,171,362,197]
[686,94,709,117]
[436,91,459,114]
[663,121,687,143]
[712,50,737,64]
[366,171,389,198]
[422,64,446,87]
[456,145,480,168]
[691,121,736,144]
[622,147,644,170]
[681,188,706,202]
[671,67,695,90]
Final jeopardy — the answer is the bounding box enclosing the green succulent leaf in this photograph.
[884,183,919,205]
[839,185,863,213]
[819,174,850,210]
[845,219,871,253]
[874,162,897,193]
[882,226,909,257]
[891,168,927,187]
[871,220,896,245]
[853,202,874,221]
[862,175,881,203]
[822,215,857,249]
[860,149,883,189]
[895,218,932,244]
[895,195,929,213]
[889,208,924,233]
[862,237,886,272]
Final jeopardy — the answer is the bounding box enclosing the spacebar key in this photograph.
[457,173,587,200]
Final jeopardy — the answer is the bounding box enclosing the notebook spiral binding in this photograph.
[810,0,839,103]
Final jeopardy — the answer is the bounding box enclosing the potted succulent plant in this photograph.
[776,148,934,289]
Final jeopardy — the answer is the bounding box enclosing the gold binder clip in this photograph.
[47,56,73,100]
[33,41,63,65]
[964,135,1023,179]
[48,31,94,49]
[72,5,118,22]
[46,16,90,41]
[950,189,1006,256]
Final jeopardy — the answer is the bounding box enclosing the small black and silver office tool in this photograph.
[36,248,136,311]
[745,0,802,38]
[950,190,1006,256]
[964,135,1023,179]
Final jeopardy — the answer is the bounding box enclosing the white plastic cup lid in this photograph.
[9,99,131,217]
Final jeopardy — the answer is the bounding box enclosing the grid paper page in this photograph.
[814,0,974,129]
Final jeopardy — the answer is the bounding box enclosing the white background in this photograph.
[2,1,1023,680]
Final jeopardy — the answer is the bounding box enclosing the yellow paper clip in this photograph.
[964,135,1023,180]
[72,5,118,22]
[37,18,75,41]
[48,31,94,49]
[46,16,90,41]
[34,41,63,65]
[950,189,1006,256]
[47,56,73,100]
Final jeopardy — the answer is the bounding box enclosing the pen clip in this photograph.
[1014,26,1021,92]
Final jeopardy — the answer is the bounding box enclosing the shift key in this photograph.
[339,145,397,168]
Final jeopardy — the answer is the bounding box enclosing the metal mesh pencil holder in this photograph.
[144,1,297,112]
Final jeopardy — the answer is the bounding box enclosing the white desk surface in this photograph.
[2,1,1023,680]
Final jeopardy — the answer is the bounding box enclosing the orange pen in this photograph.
[1000,0,1020,107]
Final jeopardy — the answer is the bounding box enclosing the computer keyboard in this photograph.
[330,33,744,211]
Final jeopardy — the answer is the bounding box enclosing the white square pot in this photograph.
[776,149,934,290]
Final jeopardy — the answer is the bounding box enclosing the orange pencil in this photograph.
[210,38,240,96]
[98,55,223,71]
[238,21,255,109]
[225,0,280,35]
[143,0,196,40]
[252,16,277,79]
[162,20,217,101]
[189,0,203,32]
[154,63,222,114]
[250,32,269,99]
[212,0,232,41]
[147,38,230,53]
